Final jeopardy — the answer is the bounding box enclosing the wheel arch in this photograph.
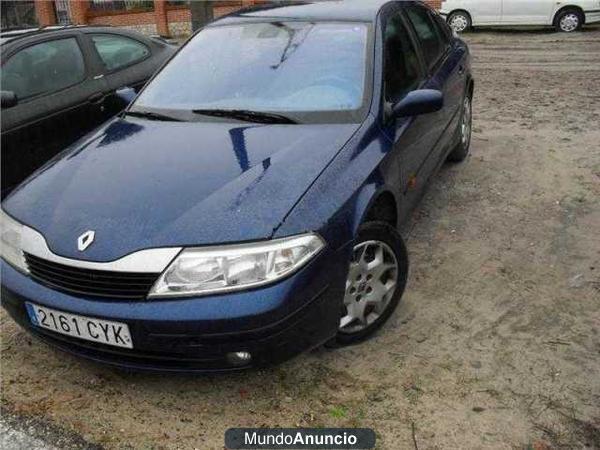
[361,189,399,230]
[447,9,472,24]
[467,77,475,98]
[553,5,586,25]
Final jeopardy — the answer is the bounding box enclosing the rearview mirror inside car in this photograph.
[392,89,444,119]
[1,91,18,109]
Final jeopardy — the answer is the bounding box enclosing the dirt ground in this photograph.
[2,28,600,450]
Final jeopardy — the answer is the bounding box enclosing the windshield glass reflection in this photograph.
[134,22,368,113]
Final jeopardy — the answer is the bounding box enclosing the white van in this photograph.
[440,0,600,32]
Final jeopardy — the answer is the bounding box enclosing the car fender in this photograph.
[273,114,397,252]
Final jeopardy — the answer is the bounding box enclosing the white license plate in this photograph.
[26,303,133,349]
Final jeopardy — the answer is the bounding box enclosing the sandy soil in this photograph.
[2,28,599,450]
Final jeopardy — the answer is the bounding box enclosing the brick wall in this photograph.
[34,0,56,27]
[88,10,157,27]
[84,1,261,37]
[36,1,444,38]
[166,7,191,36]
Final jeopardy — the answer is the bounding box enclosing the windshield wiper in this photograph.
[124,110,183,122]
[192,109,297,124]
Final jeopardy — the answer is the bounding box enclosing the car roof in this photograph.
[0,24,113,45]
[214,0,417,25]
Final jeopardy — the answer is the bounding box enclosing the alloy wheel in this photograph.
[339,240,399,334]
[461,96,472,148]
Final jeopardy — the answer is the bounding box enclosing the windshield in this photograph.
[133,22,369,118]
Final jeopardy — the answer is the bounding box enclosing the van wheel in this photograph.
[448,11,472,33]
[328,222,408,347]
[555,9,583,32]
[447,93,472,163]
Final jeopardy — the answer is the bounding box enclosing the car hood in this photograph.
[4,117,359,262]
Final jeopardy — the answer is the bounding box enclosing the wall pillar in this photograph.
[154,0,170,37]
[69,0,89,25]
[34,0,57,27]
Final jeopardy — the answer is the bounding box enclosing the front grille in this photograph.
[24,253,160,299]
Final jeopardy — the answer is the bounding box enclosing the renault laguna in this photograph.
[1,0,473,372]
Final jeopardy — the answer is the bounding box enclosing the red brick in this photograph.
[88,11,157,27]
[154,0,169,36]
[63,0,443,34]
[425,0,442,10]
[69,0,89,25]
[34,0,57,27]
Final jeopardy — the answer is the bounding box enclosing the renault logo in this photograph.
[77,230,95,252]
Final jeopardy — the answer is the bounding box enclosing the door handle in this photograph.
[88,92,105,104]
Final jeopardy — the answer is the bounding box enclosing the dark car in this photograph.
[1,1,473,372]
[0,25,176,193]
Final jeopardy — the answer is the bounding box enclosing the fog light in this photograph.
[227,351,252,366]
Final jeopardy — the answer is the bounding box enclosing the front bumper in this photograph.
[1,246,349,373]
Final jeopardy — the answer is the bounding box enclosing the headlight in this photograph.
[149,233,325,298]
[0,208,29,273]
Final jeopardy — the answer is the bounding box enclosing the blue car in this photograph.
[1,0,473,372]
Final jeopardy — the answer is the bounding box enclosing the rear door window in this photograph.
[405,5,444,70]
[1,37,86,100]
[91,34,150,71]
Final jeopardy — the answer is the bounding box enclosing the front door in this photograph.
[501,0,555,24]
[380,6,435,204]
[1,34,107,192]
[468,0,503,24]
[404,4,459,176]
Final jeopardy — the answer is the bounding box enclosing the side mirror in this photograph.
[1,91,18,109]
[115,87,137,105]
[392,89,443,118]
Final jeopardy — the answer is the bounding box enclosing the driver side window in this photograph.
[384,11,423,103]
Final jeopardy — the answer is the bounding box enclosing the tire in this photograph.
[555,9,583,32]
[328,221,409,347]
[447,92,472,163]
[448,11,472,33]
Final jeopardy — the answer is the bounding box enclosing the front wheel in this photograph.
[555,9,583,32]
[329,222,409,347]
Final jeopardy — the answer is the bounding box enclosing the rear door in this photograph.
[501,0,555,24]
[86,32,158,119]
[1,32,107,192]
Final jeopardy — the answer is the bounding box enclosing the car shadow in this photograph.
[460,22,600,35]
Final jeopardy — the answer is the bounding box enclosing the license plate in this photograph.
[26,303,133,349]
